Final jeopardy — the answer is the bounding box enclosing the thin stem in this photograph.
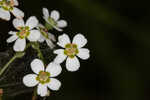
[31,42,45,62]
[43,97,46,100]
[0,54,17,76]
[0,43,31,77]
[37,47,44,62]
[32,88,37,100]
[0,52,25,77]
[0,82,22,88]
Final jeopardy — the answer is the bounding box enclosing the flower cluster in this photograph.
[0,0,90,98]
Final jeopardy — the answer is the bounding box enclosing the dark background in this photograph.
[0,0,150,100]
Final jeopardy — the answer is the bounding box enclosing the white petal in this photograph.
[47,78,61,91]
[31,59,45,74]
[11,7,24,19]
[77,48,90,60]
[13,18,25,29]
[26,16,39,29]
[46,39,55,49]
[7,34,18,43]
[13,38,26,52]
[14,0,19,6]
[52,25,62,32]
[0,8,10,21]
[50,10,60,21]
[43,8,49,19]
[38,34,45,43]
[37,84,48,97]
[53,49,64,55]
[48,32,56,42]
[27,30,40,42]
[43,17,49,24]
[8,31,17,35]
[46,62,62,77]
[66,57,80,72]
[23,74,38,87]
[57,20,67,28]
[38,23,45,28]
[57,34,70,48]
[72,34,87,48]
[53,49,67,64]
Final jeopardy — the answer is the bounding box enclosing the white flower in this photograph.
[0,0,24,21]
[23,59,62,97]
[43,8,67,31]
[7,16,40,52]
[37,24,56,49]
[54,34,90,72]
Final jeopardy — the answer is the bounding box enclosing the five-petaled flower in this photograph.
[7,16,40,52]
[43,8,67,31]
[23,59,62,97]
[53,34,90,72]
[0,1,90,97]
[37,24,56,49]
[0,0,24,21]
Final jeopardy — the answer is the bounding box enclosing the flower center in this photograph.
[64,43,79,58]
[16,26,30,39]
[0,0,14,11]
[36,71,50,84]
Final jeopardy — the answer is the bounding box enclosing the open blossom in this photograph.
[43,8,67,31]
[0,0,24,21]
[37,24,56,49]
[23,59,62,97]
[54,34,90,72]
[7,16,40,52]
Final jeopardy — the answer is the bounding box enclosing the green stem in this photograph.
[0,52,25,77]
[32,88,37,100]
[31,42,45,62]
[0,42,32,77]
[37,47,44,62]
[0,54,17,76]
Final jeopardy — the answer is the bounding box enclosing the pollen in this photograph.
[16,26,30,39]
[64,43,79,58]
[36,71,50,84]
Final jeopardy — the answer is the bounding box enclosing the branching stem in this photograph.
[0,54,17,76]
[0,52,25,76]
